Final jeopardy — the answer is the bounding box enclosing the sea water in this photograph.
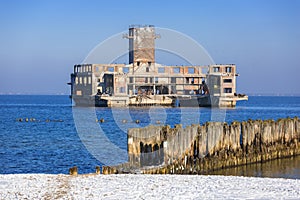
[0,95,299,178]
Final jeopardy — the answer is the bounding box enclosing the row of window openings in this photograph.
[213,67,232,73]
[76,78,232,93]
[129,77,199,84]
[95,67,123,73]
[129,77,157,83]
[75,66,92,73]
[104,88,233,95]
[172,68,195,74]
[143,67,197,74]
[94,66,198,74]
[83,77,230,85]
[75,77,92,85]
[101,67,196,74]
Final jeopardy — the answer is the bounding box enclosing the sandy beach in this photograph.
[0,174,299,199]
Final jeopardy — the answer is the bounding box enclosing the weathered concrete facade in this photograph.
[103,117,300,174]
[70,25,247,107]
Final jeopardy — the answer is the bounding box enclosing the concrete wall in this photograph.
[103,117,300,174]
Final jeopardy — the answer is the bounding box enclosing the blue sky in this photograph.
[0,0,299,95]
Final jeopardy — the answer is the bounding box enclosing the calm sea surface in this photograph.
[0,95,299,178]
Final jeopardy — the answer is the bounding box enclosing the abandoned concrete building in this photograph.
[69,25,247,107]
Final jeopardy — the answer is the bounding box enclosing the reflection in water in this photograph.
[208,156,300,179]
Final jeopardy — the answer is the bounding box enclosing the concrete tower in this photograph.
[124,25,159,66]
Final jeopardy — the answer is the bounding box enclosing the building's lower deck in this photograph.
[72,94,248,108]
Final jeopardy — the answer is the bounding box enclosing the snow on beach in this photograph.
[0,174,299,199]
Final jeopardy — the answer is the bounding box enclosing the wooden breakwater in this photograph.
[102,117,300,174]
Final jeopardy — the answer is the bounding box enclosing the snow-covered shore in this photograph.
[0,174,299,199]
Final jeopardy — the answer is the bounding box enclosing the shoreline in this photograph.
[1,174,299,199]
